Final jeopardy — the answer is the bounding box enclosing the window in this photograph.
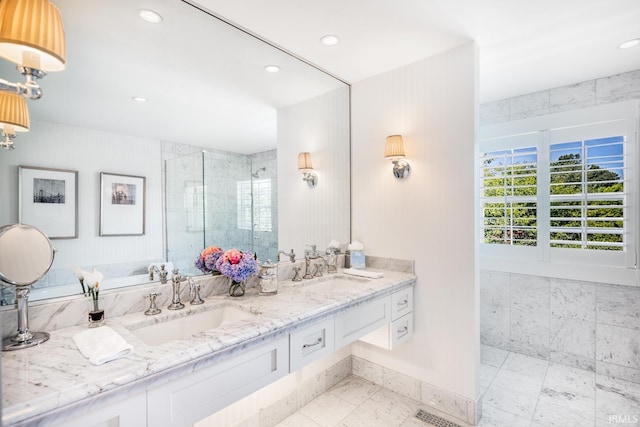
[549,136,624,251]
[478,101,637,283]
[481,147,537,247]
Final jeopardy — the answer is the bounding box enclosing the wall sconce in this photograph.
[298,152,318,188]
[0,92,30,150]
[0,0,66,149]
[384,135,411,180]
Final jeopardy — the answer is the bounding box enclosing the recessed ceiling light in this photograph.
[264,65,280,73]
[138,9,163,24]
[320,35,340,46]
[619,38,640,49]
[132,96,147,103]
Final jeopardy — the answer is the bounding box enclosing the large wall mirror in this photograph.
[0,0,350,305]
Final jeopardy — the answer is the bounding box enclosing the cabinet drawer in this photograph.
[290,317,335,372]
[334,296,391,349]
[391,287,413,321]
[147,336,288,427]
[391,312,413,348]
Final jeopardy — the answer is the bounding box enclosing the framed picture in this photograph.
[19,166,78,239]
[99,172,145,236]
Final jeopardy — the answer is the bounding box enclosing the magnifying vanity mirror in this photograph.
[0,224,55,350]
[0,0,350,307]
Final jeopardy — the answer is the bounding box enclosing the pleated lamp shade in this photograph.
[0,0,66,72]
[0,92,30,133]
[384,135,405,160]
[298,152,314,172]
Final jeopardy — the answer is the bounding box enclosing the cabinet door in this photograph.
[334,296,391,349]
[290,317,335,372]
[147,336,289,427]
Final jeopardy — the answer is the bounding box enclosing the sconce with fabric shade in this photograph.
[384,135,411,179]
[0,0,66,72]
[0,0,66,151]
[298,152,318,187]
[0,92,29,150]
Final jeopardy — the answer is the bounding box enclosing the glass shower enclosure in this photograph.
[165,149,278,275]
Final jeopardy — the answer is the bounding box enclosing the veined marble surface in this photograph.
[1,268,415,426]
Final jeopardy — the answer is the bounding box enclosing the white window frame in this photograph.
[478,100,639,286]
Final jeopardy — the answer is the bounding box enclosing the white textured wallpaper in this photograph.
[0,121,164,279]
[350,42,479,400]
[277,86,351,258]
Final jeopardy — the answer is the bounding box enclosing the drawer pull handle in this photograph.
[397,326,409,335]
[397,299,408,307]
[302,337,323,349]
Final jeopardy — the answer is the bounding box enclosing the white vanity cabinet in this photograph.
[360,287,414,350]
[289,317,335,371]
[147,336,289,427]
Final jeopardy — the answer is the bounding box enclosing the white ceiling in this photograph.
[196,0,640,102]
[2,0,344,154]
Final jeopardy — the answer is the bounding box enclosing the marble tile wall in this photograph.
[480,270,640,385]
[480,69,640,126]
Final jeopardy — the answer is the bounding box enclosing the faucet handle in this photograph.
[189,278,204,305]
[144,292,162,315]
[292,266,302,282]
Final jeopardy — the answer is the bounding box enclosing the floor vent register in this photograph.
[415,409,464,427]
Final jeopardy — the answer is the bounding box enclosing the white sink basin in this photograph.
[130,305,257,346]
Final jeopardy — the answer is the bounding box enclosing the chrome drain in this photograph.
[415,409,463,427]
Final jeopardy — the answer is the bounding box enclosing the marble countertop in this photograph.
[2,269,415,426]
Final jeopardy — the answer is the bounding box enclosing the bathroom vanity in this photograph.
[1,269,415,427]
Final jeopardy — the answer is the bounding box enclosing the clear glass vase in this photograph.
[229,280,245,297]
[88,296,104,327]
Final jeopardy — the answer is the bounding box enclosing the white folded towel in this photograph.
[73,326,134,365]
[343,268,384,279]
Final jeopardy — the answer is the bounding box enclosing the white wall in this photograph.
[0,121,163,278]
[350,43,479,400]
[278,86,350,257]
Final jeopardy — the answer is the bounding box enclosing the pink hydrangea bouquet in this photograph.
[215,249,259,283]
[195,246,224,274]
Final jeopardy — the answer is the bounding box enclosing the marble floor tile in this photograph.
[500,352,549,380]
[542,363,595,398]
[274,412,322,427]
[359,388,420,424]
[477,404,531,427]
[533,392,596,426]
[328,376,381,406]
[270,349,638,427]
[483,383,539,420]
[481,345,509,368]
[595,375,640,423]
[299,393,356,427]
[490,367,545,397]
[479,363,499,395]
[398,417,428,427]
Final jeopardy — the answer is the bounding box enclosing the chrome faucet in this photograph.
[149,264,169,283]
[277,249,296,263]
[168,268,186,310]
